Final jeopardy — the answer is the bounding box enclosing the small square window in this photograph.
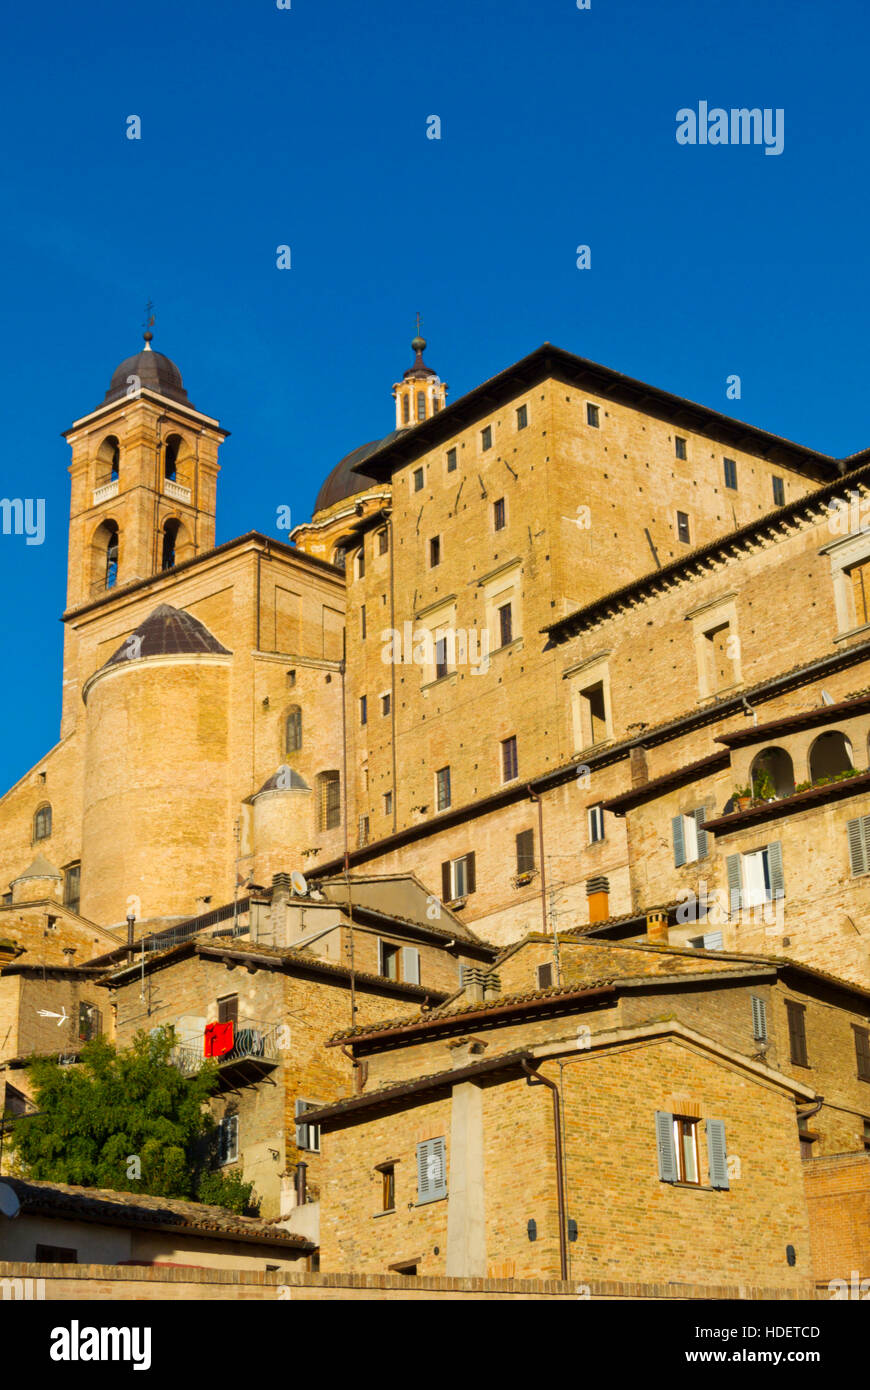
[676,511,690,544]
[436,766,451,811]
[772,475,785,507]
[413,467,424,492]
[359,695,367,726]
[723,458,737,490]
[384,790,393,815]
[493,498,506,531]
[481,425,493,451]
[429,535,441,567]
[381,1164,396,1212]
[446,447,457,472]
[586,403,599,428]
[675,436,687,460]
[516,404,528,430]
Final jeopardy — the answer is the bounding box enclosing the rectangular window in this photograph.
[481,425,493,451]
[217,994,238,1028]
[516,404,528,430]
[218,1114,239,1165]
[381,692,391,717]
[429,535,441,567]
[586,403,599,428]
[379,940,400,980]
[673,1116,700,1184]
[501,735,518,782]
[854,1026,870,1082]
[295,1100,321,1153]
[435,635,448,679]
[675,436,687,460]
[772,475,785,506]
[446,447,457,472]
[35,1245,77,1264]
[785,1000,809,1067]
[378,528,389,555]
[516,828,535,874]
[360,604,366,639]
[442,853,476,901]
[742,847,772,907]
[676,511,690,544]
[493,497,506,531]
[672,808,708,866]
[357,815,370,847]
[413,467,424,492]
[381,1164,396,1212]
[536,962,553,990]
[580,680,608,746]
[356,547,365,579]
[416,1137,447,1203]
[727,843,784,909]
[588,804,605,844]
[723,457,738,490]
[848,559,870,629]
[498,602,513,647]
[63,863,81,914]
[384,790,393,816]
[436,766,451,811]
[359,695,368,725]
[78,1001,102,1043]
[751,995,768,1043]
[704,621,733,692]
[320,772,341,830]
[847,816,870,876]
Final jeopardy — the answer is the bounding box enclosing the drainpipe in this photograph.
[522,1060,567,1279]
[295,1160,307,1205]
[340,1044,364,1094]
[526,787,548,937]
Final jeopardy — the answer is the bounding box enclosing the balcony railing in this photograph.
[164,478,191,504]
[170,1019,282,1083]
[93,479,119,505]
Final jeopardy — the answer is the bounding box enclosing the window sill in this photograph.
[421,673,458,693]
[491,638,523,657]
[414,1194,448,1208]
[373,1208,396,1220]
[667,1181,726,1193]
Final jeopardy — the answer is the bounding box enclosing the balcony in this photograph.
[170,1019,281,1088]
[93,479,119,505]
[164,478,191,504]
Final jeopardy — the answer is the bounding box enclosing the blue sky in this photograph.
[0,0,868,787]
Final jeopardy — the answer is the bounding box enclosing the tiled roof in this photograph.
[2,1178,313,1249]
[702,769,870,833]
[715,691,870,748]
[601,752,731,816]
[100,604,231,670]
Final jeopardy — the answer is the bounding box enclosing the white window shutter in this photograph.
[402,946,421,985]
[672,816,686,868]
[655,1111,678,1182]
[751,994,768,1042]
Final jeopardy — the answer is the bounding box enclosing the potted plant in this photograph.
[734,785,752,811]
[751,768,777,803]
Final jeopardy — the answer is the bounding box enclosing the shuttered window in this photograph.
[785,1000,809,1067]
[726,853,742,911]
[318,771,341,830]
[847,816,870,876]
[706,1119,730,1189]
[402,946,421,986]
[295,1100,321,1152]
[655,1111,679,1182]
[442,854,476,901]
[672,808,708,866]
[751,994,768,1043]
[854,1026,870,1082]
[536,962,553,990]
[416,1137,447,1204]
[516,829,535,874]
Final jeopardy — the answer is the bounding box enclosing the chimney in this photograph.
[271,872,291,945]
[463,966,486,1003]
[629,745,649,787]
[586,876,610,924]
[646,910,669,945]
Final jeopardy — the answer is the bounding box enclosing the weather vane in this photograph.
[143,300,155,341]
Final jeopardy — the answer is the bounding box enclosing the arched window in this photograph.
[97,435,120,484]
[750,747,795,799]
[417,391,426,421]
[164,434,182,482]
[105,524,119,589]
[161,519,181,571]
[809,729,853,783]
[317,771,341,830]
[33,804,52,841]
[402,394,410,425]
[285,705,302,754]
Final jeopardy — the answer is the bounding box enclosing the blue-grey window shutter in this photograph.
[726,854,742,912]
[767,841,785,898]
[706,1119,729,1189]
[847,817,869,876]
[702,931,723,950]
[751,994,767,1042]
[694,807,708,860]
[402,946,420,985]
[655,1111,677,1182]
[672,816,686,868]
[376,938,384,975]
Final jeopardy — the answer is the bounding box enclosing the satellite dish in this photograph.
[821,690,835,706]
[0,1182,20,1219]
[290,871,308,897]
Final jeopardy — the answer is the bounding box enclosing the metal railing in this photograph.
[170,1019,281,1077]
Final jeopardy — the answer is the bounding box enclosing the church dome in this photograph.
[104,334,189,406]
[100,604,231,670]
[313,434,401,513]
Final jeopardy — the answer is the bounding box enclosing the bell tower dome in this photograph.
[391,319,447,430]
[62,328,229,614]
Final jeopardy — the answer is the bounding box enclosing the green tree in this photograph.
[10,1029,253,1212]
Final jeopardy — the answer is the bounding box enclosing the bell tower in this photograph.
[62,329,228,614]
[392,319,447,430]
